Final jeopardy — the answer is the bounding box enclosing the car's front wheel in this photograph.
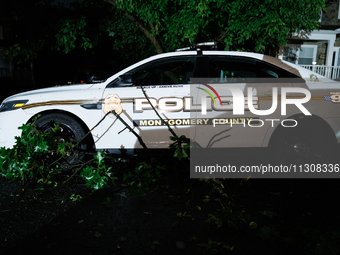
[34,113,92,167]
[270,122,336,164]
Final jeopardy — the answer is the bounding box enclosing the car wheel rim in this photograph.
[283,135,321,163]
[40,121,84,166]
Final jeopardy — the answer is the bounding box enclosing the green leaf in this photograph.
[94,151,105,165]
[34,140,48,153]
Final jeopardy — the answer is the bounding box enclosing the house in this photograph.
[279,0,340,79]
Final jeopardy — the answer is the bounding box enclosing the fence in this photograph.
[300,65,340,80]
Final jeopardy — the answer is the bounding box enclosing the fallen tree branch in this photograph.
[141,87,177,138]
[108,110,148,151]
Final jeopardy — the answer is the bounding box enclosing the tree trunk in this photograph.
[103,0,164,54]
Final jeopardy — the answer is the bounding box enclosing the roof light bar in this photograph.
[175,42,218,52]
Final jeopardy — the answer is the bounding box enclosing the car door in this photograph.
[96,55,197,150]
[192,55,300,148]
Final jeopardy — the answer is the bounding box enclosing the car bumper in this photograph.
[0,110,32,148]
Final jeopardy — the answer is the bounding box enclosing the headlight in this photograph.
[0,100,29,112]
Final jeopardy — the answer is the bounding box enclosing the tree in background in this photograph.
[0,0,61,63]
[103,0,326,55]
[1,0,326,69]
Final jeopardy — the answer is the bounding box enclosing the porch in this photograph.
[300,65,340,79]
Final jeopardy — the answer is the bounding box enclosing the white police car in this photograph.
[0,46,339,162]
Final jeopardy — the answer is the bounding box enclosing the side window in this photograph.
[209,57,258,80]
[208,56,298,81]
[131,56,196,86]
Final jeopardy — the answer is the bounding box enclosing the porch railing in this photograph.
[300,65,340,80]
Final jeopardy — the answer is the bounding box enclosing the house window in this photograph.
[283,45,317,65]
[283,46,298,64]
[298,46,317,65]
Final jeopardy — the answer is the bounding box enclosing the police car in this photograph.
[0,45,339,163]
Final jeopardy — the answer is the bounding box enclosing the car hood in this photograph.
[2,83,104,103]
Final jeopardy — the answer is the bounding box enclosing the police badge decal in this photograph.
[103,94,123,117]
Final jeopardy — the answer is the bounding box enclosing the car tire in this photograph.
[34,113,91,167]
[270,123,336,164]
